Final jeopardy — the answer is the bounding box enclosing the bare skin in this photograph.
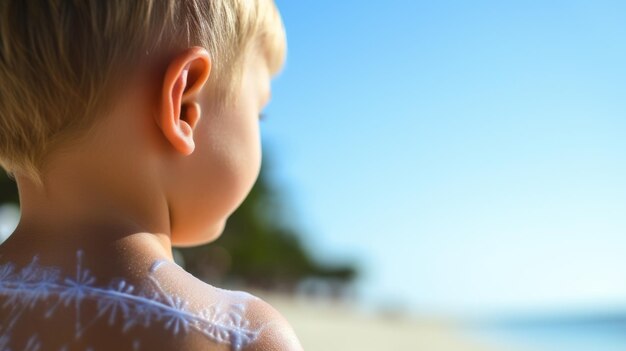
[0,44,303,350]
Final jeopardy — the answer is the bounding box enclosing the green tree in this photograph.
[0,172,19,204]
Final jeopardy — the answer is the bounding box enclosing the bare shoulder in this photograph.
[150,261,303,351]
[0,250,302,350]
[239,294,303,351]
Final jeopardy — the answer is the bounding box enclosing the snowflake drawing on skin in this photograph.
[0,332,10,351]
[199,302,260,350]
[0,251,264,351]
[23,334,41,351]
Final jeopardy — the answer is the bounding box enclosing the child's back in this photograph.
[0,236,295,350]
[0,1,300,349]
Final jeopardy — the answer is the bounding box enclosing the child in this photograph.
[0,0,302,350]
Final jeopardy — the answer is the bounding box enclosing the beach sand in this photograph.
[258,293,516,351]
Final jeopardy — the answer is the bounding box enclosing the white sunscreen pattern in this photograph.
[0,251,262,351]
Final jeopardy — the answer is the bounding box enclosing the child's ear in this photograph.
[157,46,212,156]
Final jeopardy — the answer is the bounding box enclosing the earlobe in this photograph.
[156,47,211,156]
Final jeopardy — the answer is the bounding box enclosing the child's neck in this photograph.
[2,167,174,267]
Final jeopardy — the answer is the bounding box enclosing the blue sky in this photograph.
[263,0,626,317]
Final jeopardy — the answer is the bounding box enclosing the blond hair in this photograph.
[0,0,286,187]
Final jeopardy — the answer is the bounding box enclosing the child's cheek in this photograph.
[169,109,261,246]
[206,110,262,213]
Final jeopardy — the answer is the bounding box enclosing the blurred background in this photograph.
[2,0,626,350]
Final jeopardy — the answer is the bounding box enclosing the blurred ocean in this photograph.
[469,317,626,351]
